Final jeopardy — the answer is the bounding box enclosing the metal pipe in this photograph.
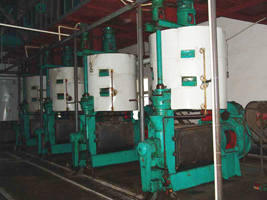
[40,54,44,126]
[83,56,89,94]
[25,45,42,58]
[156,29,163,86]
[22,0,149,63]
[74,37,79,131]
[17,66,21,125]
[22,76,27,101]
[208,0,222,199]
[0,23,70,37]
[46,68,50,98]
[137,6,145,142]
[58,23,80,41]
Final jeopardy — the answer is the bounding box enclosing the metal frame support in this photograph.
[40,54,44,126]
[21,0,149,63]
[137,6,145,142]
[74,37,79,131]
[208,0,223,199]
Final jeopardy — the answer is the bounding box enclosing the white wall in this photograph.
[200,17,267,108]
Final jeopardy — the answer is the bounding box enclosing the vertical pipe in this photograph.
[22,76,27,101]
[156,29,163,86]
[260,112,264,189]
[74,37,79,131]
[83,56,88,94]
[57,0,60,19]
[137,6,145,142]
[208,0,222,200]
[45,0,47,26]
[17,66,21,124]
[46,68,50,98]
[40,54,44,126]
[50,0,53,23]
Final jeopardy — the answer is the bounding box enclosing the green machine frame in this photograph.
[136,0,252,193]
[35,47,74,156]
[15,74,41,149]
[70,27,140,169]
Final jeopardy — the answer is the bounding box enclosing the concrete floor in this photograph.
[1,144,267,200]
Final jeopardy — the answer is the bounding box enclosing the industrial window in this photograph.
[100,88,110,97]
[56,79,64,84]
[99,69,109,77]
[182,76,197,86]
[32,98,38,102]
[57,93,65,100]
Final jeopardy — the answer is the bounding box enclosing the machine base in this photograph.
[79,149,138,168]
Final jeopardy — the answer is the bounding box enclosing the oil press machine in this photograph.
[15,74,46,150]
[35,47,84,157]
[70,27,140,169]
[136,0,252,193]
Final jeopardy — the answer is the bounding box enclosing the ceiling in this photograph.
[2,0,267,65]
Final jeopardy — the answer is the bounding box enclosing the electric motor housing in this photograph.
[149,26,227,110]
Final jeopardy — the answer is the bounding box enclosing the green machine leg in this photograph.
[17,101,37,148]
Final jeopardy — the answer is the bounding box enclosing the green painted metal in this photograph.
[181,49,195,58]
[63,46,73,66]
[70,25,140,170]
[81,32,90,50]
[138,100,252,192]
[137,0,252,193]
[156,30,163,86]
[90,150,138,167]
[99,69,109,77]
[83,56,89,94]
[157,19,181,28]
[102,27,117,53]
[151,0,164,21]
[46,69,50,98]
[22,77,26,101]
[1,35,22,46]
[182,76,197,86]
[77,50,106,57]
[35,98,56,155]
[177,0,196,26]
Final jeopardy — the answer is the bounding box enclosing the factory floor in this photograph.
[1,143,267,200]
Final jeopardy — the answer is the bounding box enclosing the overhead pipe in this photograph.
[25,45,42,58]
[0,23,70,37]
[21,0,149,63]
[58,23,80,41]
[208,0,223,199]
[137,6,145,142]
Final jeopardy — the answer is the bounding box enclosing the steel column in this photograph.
[156,29,163,86]
[83,56,88,94]
[74,37,79,131]
[208,0,222,199]
[22,76,26,101]
[40,54,44,126]
[137,6,145,142]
